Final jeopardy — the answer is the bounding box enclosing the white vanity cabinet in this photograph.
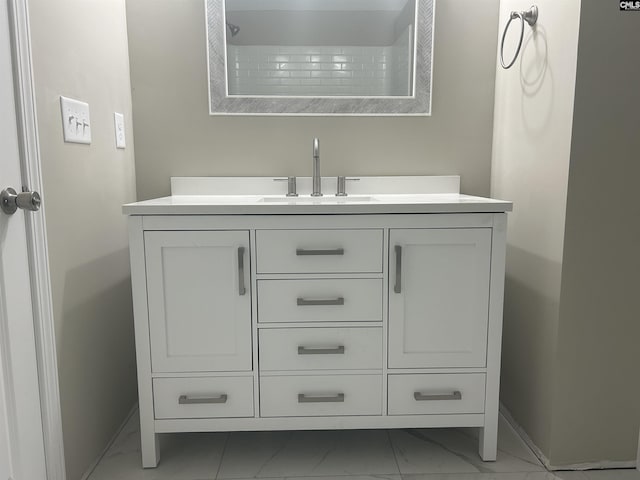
[126,182,510,470]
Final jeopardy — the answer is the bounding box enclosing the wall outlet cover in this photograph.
[60,96,91,144]
[114,112,126,149]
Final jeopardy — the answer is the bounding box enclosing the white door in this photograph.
[0,1,47,479]
[388,228,492,368]
[145,230,252,372]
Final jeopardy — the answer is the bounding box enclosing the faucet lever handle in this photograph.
[273,176,298,196]
[286,176,298,197]
[336,177,360,196]
[336,176,347,196]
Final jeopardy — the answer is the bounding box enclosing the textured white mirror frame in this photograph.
[206,0,435,116]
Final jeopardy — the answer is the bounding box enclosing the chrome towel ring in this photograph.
[500,5,538,69]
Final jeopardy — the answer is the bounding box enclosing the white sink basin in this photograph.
[260,195,373,203]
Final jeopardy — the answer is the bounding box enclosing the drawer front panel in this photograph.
[388,373,485,415]
[153,376,254,419]
[256,229,383,273]
[258,279,382,323]
[260,374,382,417]
[259,327,382,371]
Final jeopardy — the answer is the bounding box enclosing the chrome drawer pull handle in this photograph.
[179,394,228,405]
[394,245,402,294]
[296,248,345,256]
[297,297,344,306]
[237,246,246,296]
[298,393,345,403]
[298,345,345,355]
[413,391,462,401]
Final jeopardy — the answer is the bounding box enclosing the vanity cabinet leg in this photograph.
[141,431,160,468]
[479,423,498,461]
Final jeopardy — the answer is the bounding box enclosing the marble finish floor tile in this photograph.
[216,429,400,478]
[86,410,637,480]
[390,429,480,475]
[389,416,545,474]
[87,411,227,480]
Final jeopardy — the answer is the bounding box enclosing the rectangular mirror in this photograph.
[206,0,435,115]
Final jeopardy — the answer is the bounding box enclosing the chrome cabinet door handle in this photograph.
[413,391,462,401]
[179,394,228,405]
[297,297,344,306]
[298,393,345,403]
[394,245,402,293]
[296,248,344,256]
[238,246,246,296]
[297,345,345,355]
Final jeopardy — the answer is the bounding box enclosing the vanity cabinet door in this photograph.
[145,230,251,372]
[388,229,491,368]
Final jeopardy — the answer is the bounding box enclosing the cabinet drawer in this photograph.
[256,229,383,273]
[259,327,382,371]
[260,374,382,417]
[258,279,382,323]
[153,376,254,419]
[388,373,485,415]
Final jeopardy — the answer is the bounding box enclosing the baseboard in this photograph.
[499,403,638,471]
[553,460,637,471]
[637,429,640,472]
[80,403,138,480]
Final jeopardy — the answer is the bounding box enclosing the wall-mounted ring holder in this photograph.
[500,5,538,69]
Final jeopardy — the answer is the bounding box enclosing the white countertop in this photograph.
[123,176,512,215]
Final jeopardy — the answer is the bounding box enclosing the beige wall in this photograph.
[493,0,640,467]
[490,0,581,459]
[550,0,640,465]
[28,0,138,478]
[126,0,500,201]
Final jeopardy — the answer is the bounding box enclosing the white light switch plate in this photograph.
[60,96,91,144]
[114,112,126,149]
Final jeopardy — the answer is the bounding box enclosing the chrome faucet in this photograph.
[311,138,322,197]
